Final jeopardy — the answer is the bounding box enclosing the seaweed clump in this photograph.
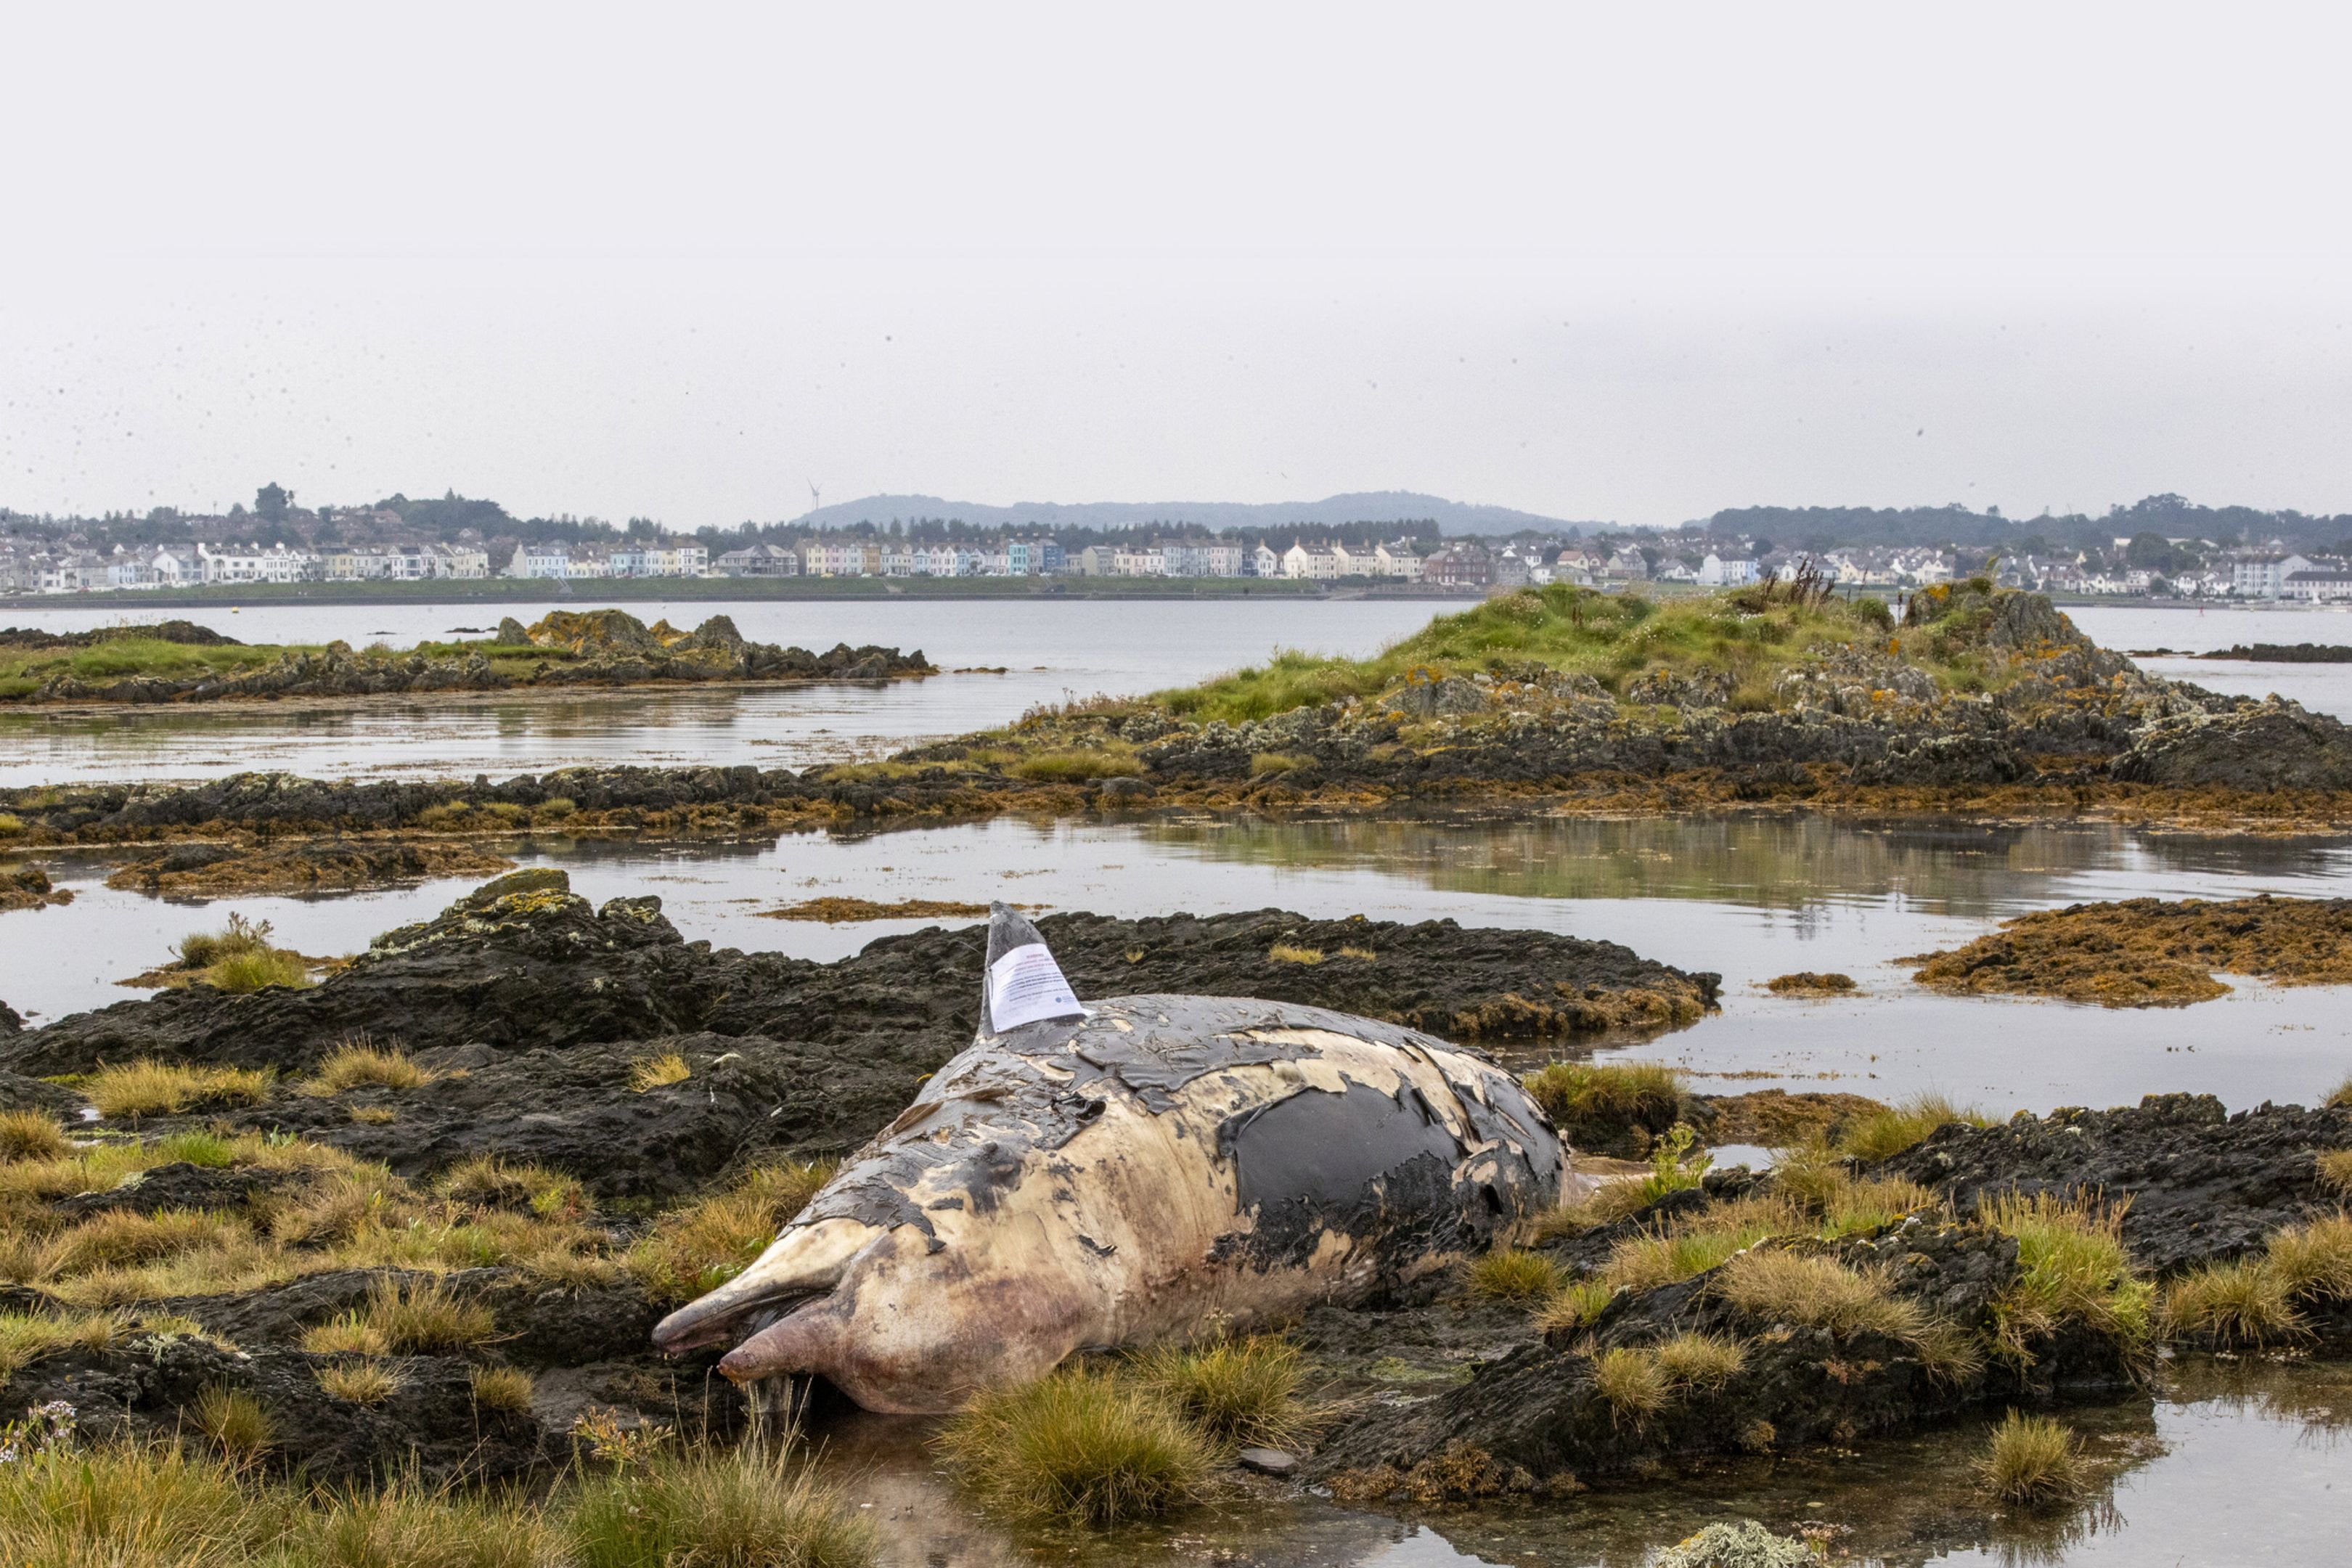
[1911,894,2352,1007]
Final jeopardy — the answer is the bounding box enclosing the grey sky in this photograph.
[4,3,2348,528]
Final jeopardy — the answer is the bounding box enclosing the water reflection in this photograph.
[1134,812,2352,920]
[810,1358,2352,1567]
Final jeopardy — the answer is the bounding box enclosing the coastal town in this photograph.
[4,486,2352,597]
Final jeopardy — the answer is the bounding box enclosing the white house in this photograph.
[1376,542,1424,581]
[1696,553,1761,587]
[1282,543,1341,579]
[2234,555,2313,600]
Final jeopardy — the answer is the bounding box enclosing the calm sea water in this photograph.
[0,597,1439,785]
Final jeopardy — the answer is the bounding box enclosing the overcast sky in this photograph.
[4,2,2349,529]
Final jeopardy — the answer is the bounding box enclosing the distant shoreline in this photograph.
[0,576,1480,611]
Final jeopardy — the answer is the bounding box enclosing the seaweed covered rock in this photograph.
[1878,1094,2352,1275]
[103,838,517,897]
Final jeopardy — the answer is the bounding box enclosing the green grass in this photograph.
[1976,1410,2087,1506]
[2160,1258,2303,1347]
[1465,1248,1565,1304]
[568,1445,873,1568]
[1129,1335,1313,1449]
[1834,1093,1993,1162]
[0,1308,123,1377]
[939,1366,1216,1525]
[1156,584,1906,724]
[1522,1061,1685,1146]
[1977,1191,2152,1365]
[469,1364,536,1416]
[203,947,314,992]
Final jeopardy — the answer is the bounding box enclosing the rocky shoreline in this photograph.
[4,869,2346,1508]
[0,608,931,705]
[0,873,1720,1483]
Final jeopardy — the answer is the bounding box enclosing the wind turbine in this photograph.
[806,481,822,520]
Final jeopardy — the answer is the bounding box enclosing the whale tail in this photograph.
[980,902,1085,1035]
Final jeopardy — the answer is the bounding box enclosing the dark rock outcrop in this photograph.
[1309,1218,2134,1491]
[1878,1093,2352,1275]
[2110,697,2352,792]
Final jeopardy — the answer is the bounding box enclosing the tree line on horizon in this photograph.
[8,488,2352,563]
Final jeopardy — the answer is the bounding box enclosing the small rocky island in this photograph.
[0,609,931,704]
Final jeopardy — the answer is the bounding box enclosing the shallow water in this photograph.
[12,811,2352,1116]
[811,1355,2352,1567]
[0,597,1437,785]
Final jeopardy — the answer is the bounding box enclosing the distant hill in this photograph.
[789,491,1596,536]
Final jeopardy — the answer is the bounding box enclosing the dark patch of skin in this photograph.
[1221,1077,1470,1268]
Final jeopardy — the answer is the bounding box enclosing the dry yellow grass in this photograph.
[317,1361,401,1405]
[297,1040,433,1095]
[469,1364,536,1415]
[192,1385,273,1461]
[0,1110,68,1164]
[301,1312,391,1357]
[629,1053,693,1092]
[84,1060,271,1119]
[1266,942,1325,965]
[1129,1335,1314,1449]
[1716,1248,1927,1341]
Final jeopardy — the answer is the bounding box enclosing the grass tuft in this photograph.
[2160,1258,2303,1348]
[192,1384,274,1461]
[1976,1410,2086,1506]
[203,947,314,993]
[569,1445,873,1568]
[1465,1248,1564,1304]
[2318,1148,2352,1198]
[1651,1331,1747,1389]
[303,1312,393,1357]
[470,1364,536,1416]
[360,1275,495,1353]
[0,1109,68,1164]
[1834,1093,1990,1162]
[1130,1335,1312,1450]
[1533,1280,1617,1336]
[939,1365,1214,1525]
[0,1308,123,1378]
[86,1059,272,1119]
[1265,942,1324,965]
[1717,1248,1927,1341]
[436,1156,591,1220]
[2265,1211,2352,1302]
[1590,1346,1673,1426]
[1522,1061,1683,1146]
[1978,1191,2152,1364]
[317,1361,402,1405]
[629,1053,692,1092]
[301,1040,433,1095]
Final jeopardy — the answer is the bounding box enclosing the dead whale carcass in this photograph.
[650,905,1572,1413]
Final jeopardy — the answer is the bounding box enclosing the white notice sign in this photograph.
[987,942,1082,1030]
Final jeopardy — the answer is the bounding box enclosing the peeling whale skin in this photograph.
[651,993,1569,1413]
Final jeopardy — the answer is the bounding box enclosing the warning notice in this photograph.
[987,942,1083,1031]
